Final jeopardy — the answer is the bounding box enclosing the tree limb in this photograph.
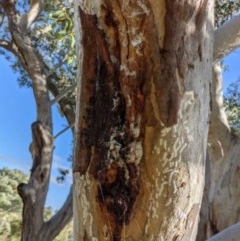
[206,222,240,241]
[2,1,75,241]
[0,40,11,51]
[214,13,240,63]
[54,123,74,139]
[19,0,43,33]
[3,0,51,125]
[18,121,53,240]
[50,83,77,105]
[208,62,232,160]
[2,1,56,240]
[41,186,73,241]
[0,39,31,73]
[45,57,68,78]
[47,79,76,129]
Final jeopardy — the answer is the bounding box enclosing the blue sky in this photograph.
[222,49,240,86]
[0,54,73,210]
[0,48,240,210]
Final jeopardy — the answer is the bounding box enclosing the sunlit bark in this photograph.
[197,63,240,241]
[73,0,214,240]
[213,13,240,63]
[1,1,73,240]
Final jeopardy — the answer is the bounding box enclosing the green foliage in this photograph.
[214,1,240,132]
[224,79,240,132]
[0,168,28,240]
[1,1,240,239]
[33,0,76,110]
[1,0,239,93]
[215,0,240,27]
[0,168,73,241]
[0,168,28,212]
[56,167,69,183]
[0,0,77,107]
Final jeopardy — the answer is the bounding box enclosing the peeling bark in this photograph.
[74,0,214,240]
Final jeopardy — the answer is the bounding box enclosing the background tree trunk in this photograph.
[1,1,73,240]
[73,1,214,240]
[197,63,240,241]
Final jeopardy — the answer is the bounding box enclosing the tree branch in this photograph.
[47,79,76,129]
[214,13,240,63]
[0,40,12,51]
[206,222,240,241]
[210,63,230,130]
[18,121,53,239]
[42,186,73,241]
[50,83,77,105]
[3,1,55,240]
[54,123,74,139]
[0,39,30,72]
[45,57,68,78]
[208,62,232,160]
[2,1,75,240]
[3,0,51,125]
[19,0,43,33]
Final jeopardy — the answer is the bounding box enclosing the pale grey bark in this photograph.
[214,13,240,63]
[19,0,43,33]
[197,62,240,241]
[208,63,231,160]
[197,12,240,238]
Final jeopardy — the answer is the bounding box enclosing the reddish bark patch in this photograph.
[155,0,209,127]
[75,8,142,239]
[97,163,139,226]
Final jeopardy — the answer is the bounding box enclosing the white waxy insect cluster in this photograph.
[136,0,150,15]
[127,140,143,165]
[111,92,121,111]
[107,129,125,163]
[107,116,143,167]
[131,32,145,55]
[127,115,143,165]
[120,64,137,77]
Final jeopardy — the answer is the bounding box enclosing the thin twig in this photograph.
[54,123,74,139]
[50,83,77,105]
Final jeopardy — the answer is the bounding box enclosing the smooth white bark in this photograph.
[214,13,240,63]
[208,63,231,161]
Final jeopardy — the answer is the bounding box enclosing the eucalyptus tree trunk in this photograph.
[73,1,214,240]
[196,14,240,240]
[197,63,240,241]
